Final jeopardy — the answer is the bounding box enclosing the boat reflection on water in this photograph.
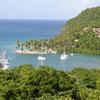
[37,55,46,66]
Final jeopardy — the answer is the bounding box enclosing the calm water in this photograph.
[0,20,100,70]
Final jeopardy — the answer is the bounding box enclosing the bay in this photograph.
[0,20,100,70]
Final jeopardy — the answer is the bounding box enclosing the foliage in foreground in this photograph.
[0,64,100,100]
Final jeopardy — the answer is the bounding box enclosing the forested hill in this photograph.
[54,6,100,54]
[16,6,100,55]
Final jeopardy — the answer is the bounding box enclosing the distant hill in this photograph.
[54,6,100,54]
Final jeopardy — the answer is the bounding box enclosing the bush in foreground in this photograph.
[0,64,100,100]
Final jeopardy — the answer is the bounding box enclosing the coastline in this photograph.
[15,49,57,55]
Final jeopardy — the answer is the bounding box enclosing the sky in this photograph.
[0,0,100,20]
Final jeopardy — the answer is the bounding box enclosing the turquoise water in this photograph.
[11,53,100,70]
[0,20,100,70]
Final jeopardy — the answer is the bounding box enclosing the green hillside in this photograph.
[54,6,100,54]
[16,6,100,55]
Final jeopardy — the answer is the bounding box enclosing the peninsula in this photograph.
[15,6,100,55]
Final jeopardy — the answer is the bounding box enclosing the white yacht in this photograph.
[60,51,69,60]
[0,51,10,70]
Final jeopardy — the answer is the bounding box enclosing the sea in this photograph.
[0,20,100,70]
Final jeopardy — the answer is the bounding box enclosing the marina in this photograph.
[10,53,100,70]
[0,20,99,70]
[0,1,100,99]
[0,51,10,70]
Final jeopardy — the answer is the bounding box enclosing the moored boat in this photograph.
[60,51,69,60]
[0,51,10,70]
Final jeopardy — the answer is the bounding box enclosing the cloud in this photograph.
[58,0,100,19]
[60,0,83,9]
[81,0,90,4]
[59,0,100,10]
[0,0,99,19]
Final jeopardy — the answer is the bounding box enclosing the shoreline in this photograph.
[15,49,57,55]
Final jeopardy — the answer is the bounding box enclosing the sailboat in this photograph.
[60,51,69,60]
[0,51,10,70]
[0,55,2,63]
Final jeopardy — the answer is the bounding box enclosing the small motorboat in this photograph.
[70,53,74,56]
[37,56,46,61]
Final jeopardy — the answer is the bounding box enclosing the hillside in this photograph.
[16,6,100,55]
[54,6,100,54]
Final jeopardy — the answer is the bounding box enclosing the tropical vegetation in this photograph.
[55,6,100,54]
[16,6,100,54]
[0,64,100,100]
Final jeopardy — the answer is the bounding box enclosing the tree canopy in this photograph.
[16,6,100,55]
[55,6,100,54]
[0,64,100,99]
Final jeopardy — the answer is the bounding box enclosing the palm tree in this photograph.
[16,40,20,49]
